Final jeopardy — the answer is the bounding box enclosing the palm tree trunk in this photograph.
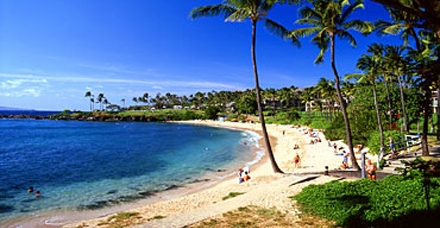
[397,74,408,131]
[330,36,360,170]
[421,85,431,156]
[383,75,393,129]
[251,20,282,173]
[373,82,385,148]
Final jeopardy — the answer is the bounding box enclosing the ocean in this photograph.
[0,114,262,226]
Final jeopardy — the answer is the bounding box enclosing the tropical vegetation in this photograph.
[54,1,440,226]
[73,0,440,172]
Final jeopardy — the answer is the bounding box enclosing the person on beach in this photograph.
[243,171,251,181]
[294,154,301,168]
[243,166,250,174]
[366,159,377,180]
[238,168,244,183]
[333,143,337,153]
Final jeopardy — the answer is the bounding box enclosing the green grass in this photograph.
[222,192,245,201]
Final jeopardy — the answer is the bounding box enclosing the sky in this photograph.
[0,0,403,111]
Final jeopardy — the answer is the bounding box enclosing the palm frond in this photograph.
[315,48,326,64]
[289,27,320,39]
[298,6,320,20]
[265,19,301,47]
[344,20,373,35]
[340,0,365,23]
[190,4,235,20]
[338,30,357,47]
[226,8,251,22]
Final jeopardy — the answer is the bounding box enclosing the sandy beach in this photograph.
[13,120,370,228]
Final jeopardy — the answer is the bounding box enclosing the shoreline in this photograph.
[5,120,361,228]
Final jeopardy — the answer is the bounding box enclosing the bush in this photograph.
[294,175,440,227]
[366,130,403,155]
[204,106,220,120]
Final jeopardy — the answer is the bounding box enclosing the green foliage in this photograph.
[398,157,440,211]
[350,110,379,146]
[286,109,301,122]
[222,192,245,201]
[366,130,403,155]
[294,175,440,227]
[204,106,220,120]
[323,115,347,141]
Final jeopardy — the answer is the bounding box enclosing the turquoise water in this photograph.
[0,119,261,224]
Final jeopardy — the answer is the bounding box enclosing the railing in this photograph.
[376,135,421,169]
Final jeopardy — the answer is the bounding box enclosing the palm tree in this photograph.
[289,0,373,170]
[190,0,297,173]
[364,43,394,129]
[85,91,94,112]
[97,93,105,111]
[300,87,315,112]
[263,88,277,117]
[121,98,125,109]
[384,45,409,131]
[372,0,440,39]
[314,78,336,121]
[347,49,385,151]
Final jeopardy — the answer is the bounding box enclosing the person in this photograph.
[243,171,251,181]
[293,144,299,150]
[243,166,250,174]
[28,186,34,193]
[389,137,396,158]
[238,168,244,183]
[294,154,301,168]
[35,190,41,197]
[333,143,337,153]
[341,150,349,169]
[366,159,377,180]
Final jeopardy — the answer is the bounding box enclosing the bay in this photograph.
[0,118,262,224]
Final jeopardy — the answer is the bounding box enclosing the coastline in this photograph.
[6,120,363,228]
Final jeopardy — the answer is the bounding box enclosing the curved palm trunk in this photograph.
[373,81,385,148]
[251,20,283,173]
[331,37,360,170]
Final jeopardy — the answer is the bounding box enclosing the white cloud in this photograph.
[152,85,164,90]
[22,88,41,97]
[0,73,241,90]
[0,77,47,98]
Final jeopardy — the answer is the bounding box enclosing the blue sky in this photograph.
[0,0,401,111]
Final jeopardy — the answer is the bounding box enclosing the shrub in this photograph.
[294,175,440,227]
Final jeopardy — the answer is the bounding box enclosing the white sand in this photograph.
[16,121,371,228]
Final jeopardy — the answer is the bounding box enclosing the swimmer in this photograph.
[35,190,41,197]
[28,186,34,193]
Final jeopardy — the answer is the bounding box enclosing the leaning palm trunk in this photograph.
[331,37,360,170]
[251,20,283,173]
